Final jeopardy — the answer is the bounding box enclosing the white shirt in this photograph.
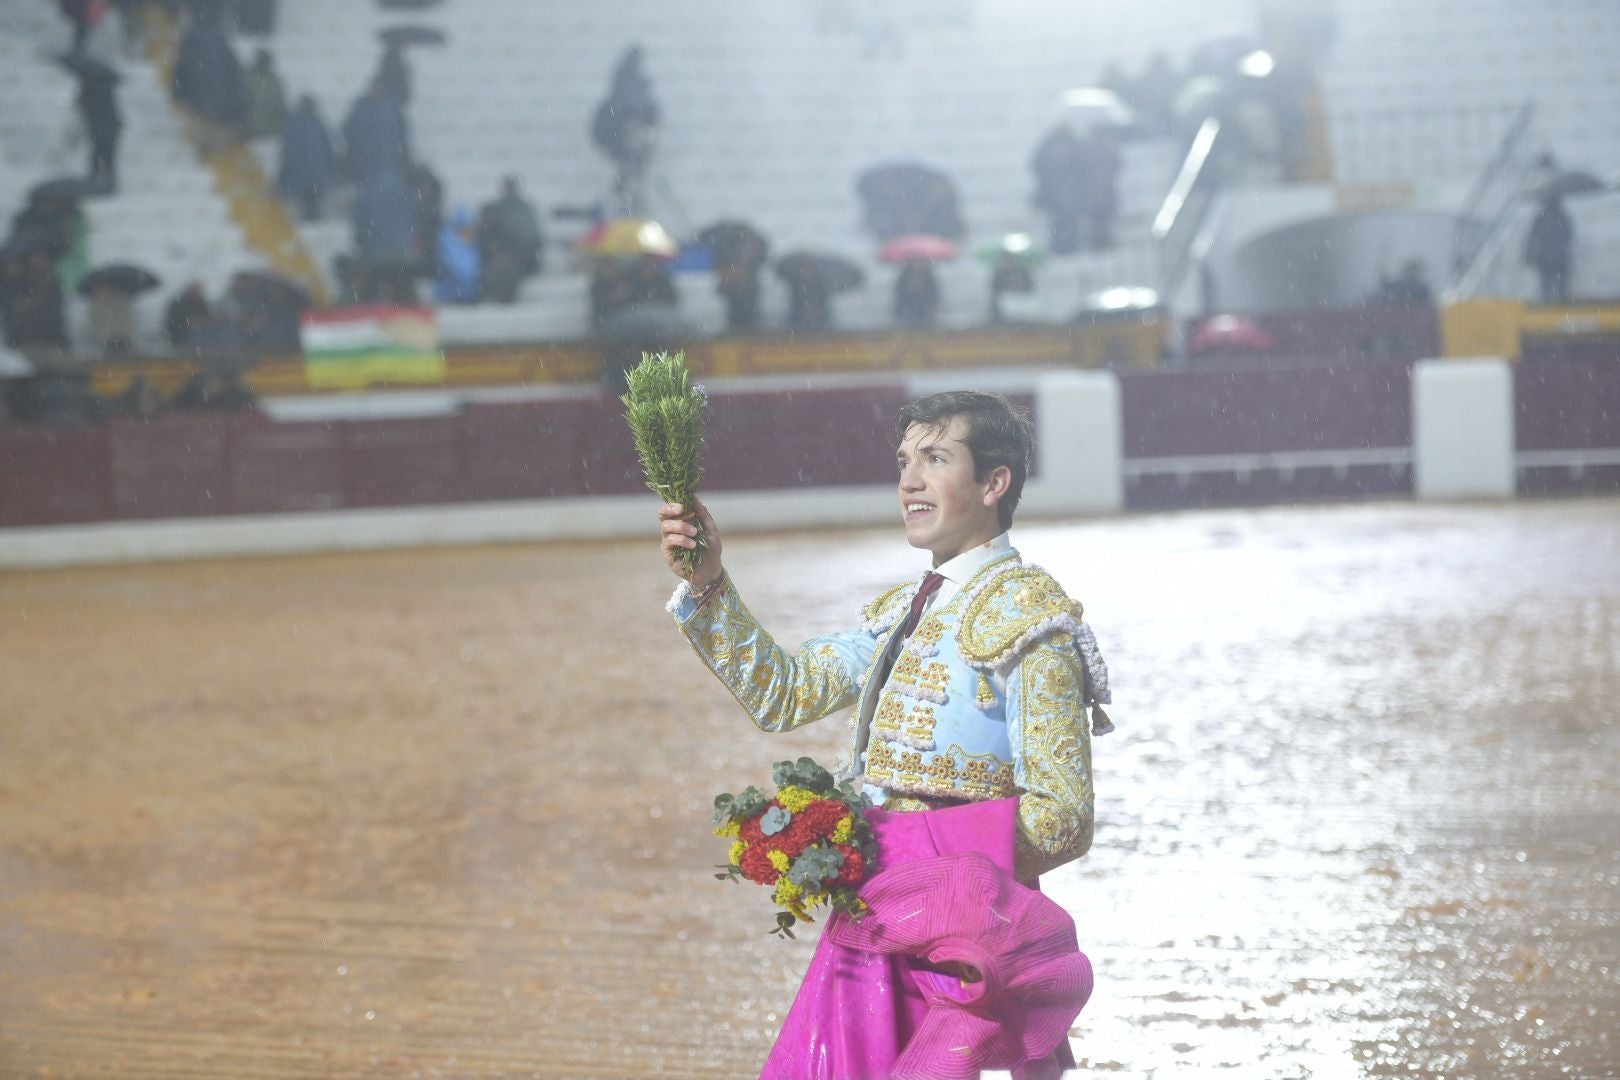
[924,531,1014,615]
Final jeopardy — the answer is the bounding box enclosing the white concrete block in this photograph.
[1412,357,1516,500]
[1024,370,1124,516]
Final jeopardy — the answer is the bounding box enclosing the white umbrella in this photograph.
[1057,87,1134,133]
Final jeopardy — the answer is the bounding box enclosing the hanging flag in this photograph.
[300,305,446,389]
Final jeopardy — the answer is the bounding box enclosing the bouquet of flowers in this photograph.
[713,757,878,938]
[621,350,707,578]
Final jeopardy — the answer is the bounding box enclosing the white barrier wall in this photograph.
[1412,358,1516,501]
[1025,370,1124,516]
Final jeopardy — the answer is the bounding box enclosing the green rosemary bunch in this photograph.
[622,351,708,577]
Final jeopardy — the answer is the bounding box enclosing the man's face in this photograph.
[896,418,1005,565]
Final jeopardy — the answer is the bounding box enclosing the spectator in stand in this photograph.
[1524,195,1574,304]
[242,47,287,140]
[74,65,124,194]
[171,4,247,148]
[343,79,410,183]
[59,0,94,53]
[232,0,277,35]
[477,177,543,304]
[591,46,660,215]
[164,282,211,348]
[276,95,334,221]
[0,237,70,362]
[353,169,418,303]
[408,163,442,278]
[375,43,411,105]
[1376,259,1433,306]
[434,209,480,304]
[892,258,940,328]
[1134,51,1180,137]
[1031,121,1121,254]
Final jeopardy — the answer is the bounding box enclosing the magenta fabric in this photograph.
[759,797,1090,1080]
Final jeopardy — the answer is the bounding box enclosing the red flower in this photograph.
[739,843,780,885]
[833,844,865,887]
[739,802,778,845]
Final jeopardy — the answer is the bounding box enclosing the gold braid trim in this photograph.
[958,565,1084,671]
[860,581,914,632]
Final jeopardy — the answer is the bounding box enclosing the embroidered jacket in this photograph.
[669,550,1100,880]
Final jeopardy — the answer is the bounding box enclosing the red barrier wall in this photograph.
[1515,359,1620,497]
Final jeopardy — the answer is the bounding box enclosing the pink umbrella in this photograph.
[877,233,960,263]
[828,851,1093,1080]
[1188,313,1276,356]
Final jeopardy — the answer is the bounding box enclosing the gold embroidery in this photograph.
[864,739,1017,801]
[918,661,951,695]
[871,692,907,740]
[890,650,923,685]
[958,565,1081,668]
[900,702,938,748]
[861,583,912,626]
[1011,643,1094,880]
[912,613,947,647]
[681,580,861,733]
[975,672,997,709]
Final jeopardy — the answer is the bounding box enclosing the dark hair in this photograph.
[896,390,1032,529]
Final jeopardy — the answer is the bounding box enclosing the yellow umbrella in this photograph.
[578,217,680,258]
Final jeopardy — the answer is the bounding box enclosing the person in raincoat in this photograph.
[342,80,410,184]
[242,47,287,140]
[171,4,247,144]
[276,96,334,222]
[434,208,481,304]
[477,177,543,303]
[1523,195,1574,304]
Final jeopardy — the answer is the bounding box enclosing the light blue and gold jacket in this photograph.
[669,549,1110,880]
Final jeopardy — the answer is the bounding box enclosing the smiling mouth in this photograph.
[904,502,935,519]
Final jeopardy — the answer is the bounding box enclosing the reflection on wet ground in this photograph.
[1,498,1616,1078]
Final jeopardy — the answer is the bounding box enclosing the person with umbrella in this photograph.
[775,252,864,333]
[80,263,160,359]
[1524,194,1575,304]
[696,221,769,333]
[655,389,1106,1077]
[879,234,957,330]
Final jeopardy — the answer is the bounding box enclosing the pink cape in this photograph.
[759,797,1093,1080]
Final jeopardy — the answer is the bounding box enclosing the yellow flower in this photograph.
[774,878,803,906]
[776,786,817,813]
[729,840,745,866]
[767,850,791,874]
[830,814,854,845]
[714,820,740,838]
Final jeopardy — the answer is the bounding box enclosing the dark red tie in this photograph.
[901,573,945,638]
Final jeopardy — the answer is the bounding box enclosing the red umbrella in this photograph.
[1188,314,1276,356]
[877,234,960,264]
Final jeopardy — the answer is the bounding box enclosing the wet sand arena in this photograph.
[2,497,1617,1079]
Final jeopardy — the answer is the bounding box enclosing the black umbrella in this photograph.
[78,264,162,297]
[379,24,448,47]
[28,177,97,206]
[775,252,865,292]
[855,161,965,242]
[56,52,121,84]
[1534,170,1606,202]
[229,270,313,309]
[695,220,769,271]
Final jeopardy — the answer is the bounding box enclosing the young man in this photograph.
[658,390,1108,1078]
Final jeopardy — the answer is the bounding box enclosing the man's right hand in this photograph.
[658,499,723,588]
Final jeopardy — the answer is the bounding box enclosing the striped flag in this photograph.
[301,305,447,389]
